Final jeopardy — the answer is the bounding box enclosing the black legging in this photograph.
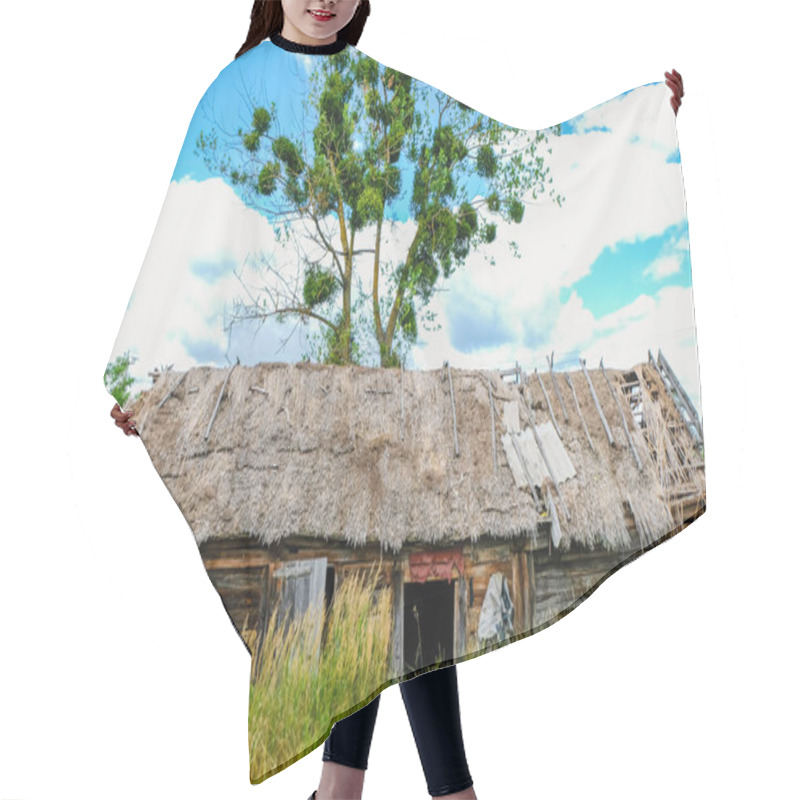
[323,664,474,797]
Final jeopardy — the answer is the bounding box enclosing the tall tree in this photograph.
[198,50,564,367]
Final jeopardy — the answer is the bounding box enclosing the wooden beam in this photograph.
[565,372,595,453]
[485,374,498,478]
[547,486,563,548]
[581,358,614,445]
[658,349,704,443]
[157,370,187,408]
[517,384,571,521]
[601,358,643,472]
[547,351,570,424]
[400,362,405,441]
[535,368,562,439]
[392,565,405,678]
[204,362,237,441]
[444,360,459,457]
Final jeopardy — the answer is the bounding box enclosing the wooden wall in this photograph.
[531,545,640,629]
[196,535,539,663]
[197,537,273,655]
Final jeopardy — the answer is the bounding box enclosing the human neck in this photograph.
[270,29,348,55]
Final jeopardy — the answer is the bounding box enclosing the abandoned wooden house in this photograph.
[129,351,705,680]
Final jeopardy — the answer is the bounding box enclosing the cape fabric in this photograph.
[104,32,706,784]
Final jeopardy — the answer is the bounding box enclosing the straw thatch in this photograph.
[129,358,701,555]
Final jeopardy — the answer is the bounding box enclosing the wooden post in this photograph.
[392,564,405,678]
[157,370,187,408]
[456,576,467,658]
[517,384,571,521]
[444,360,459,457]
[511,553,522,635]
[565,372,595,453]
[547,486,563,548]
[626,495,645,553]
[658,349,704,443]
[204,362,237,441]
[520,549,531,632]
[601,358,643,471]
[400,362,405,441]
[547,351,570,424]
[485,373,498,477]
[527,549,536,630]
[535,368,562,439]
[581,358,614,445]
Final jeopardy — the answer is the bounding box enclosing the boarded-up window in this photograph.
[272,557,328,667]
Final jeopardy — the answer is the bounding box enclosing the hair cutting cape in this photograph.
[104,33,706,784]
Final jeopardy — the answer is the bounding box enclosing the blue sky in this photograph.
[109,47,701,418]
[566,218,691,317]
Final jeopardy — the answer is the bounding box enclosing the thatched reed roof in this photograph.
[129,359,693,554]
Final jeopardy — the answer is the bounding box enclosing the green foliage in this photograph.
[476,143,498,177]
[252,106,271,135]
[242,130,261,153]
[308,161,339,216]
[384,164,402,201]
[507,197,525,223]
[195,50,564,369]
[320,312,361,366]
[356,184,383,225]
[430,208,458,276]
[103,350,137,409]
[336,153,364,221]
[354,54,380,85]
[454,202,478,260]
[303,265,337,308]
[257,162,280,195]
[284,175,307,206]
[398,297,418,342]
[272,137,304,177]
[313,67,356,162]
[431,125,468,170]
[380,342,403,368]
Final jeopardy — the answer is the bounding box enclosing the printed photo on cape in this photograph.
[104,38,705,784]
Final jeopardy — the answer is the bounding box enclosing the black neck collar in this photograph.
[270,31,349,55]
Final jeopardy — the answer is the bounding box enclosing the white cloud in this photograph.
[644,254,683,279]
[106,82,700,407]
[107,177,292,391]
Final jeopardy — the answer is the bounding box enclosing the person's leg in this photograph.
[315,694,381,800]
[399,664,476,799]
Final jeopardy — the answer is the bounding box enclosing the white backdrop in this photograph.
[1,1,794,798]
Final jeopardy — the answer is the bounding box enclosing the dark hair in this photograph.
[236,0,371,59]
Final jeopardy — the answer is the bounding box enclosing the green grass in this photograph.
[247,562,393,781]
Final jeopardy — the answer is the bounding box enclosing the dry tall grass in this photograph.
[247,562,393,782]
